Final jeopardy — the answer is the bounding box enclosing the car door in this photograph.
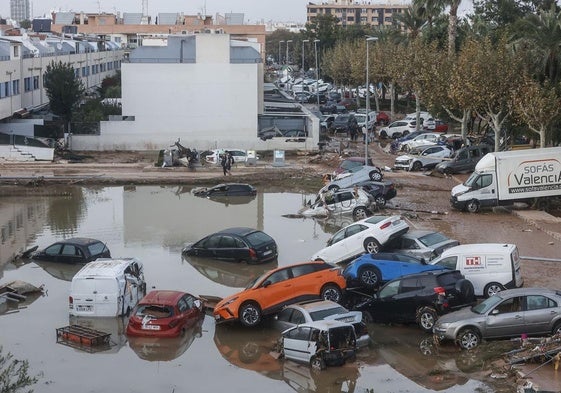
[341,224,369,260]
[288,264,320,301]
[215,235,246,262]
[524,295,559,334]
[283,326,315,362]
[59,243,86,264]
[370,278,418,323]
[258,268,293,311]
[485,296,525,338]
[197,235,221,258]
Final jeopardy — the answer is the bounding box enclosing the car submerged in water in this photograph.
[31,238,111,264]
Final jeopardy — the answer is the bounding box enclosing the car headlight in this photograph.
[220,297,239,308]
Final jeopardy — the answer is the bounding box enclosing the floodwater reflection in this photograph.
[0,185,500,392]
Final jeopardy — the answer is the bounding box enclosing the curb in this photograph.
[511,211,561,242]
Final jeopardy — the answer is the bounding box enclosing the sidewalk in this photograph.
[512,210,561,242]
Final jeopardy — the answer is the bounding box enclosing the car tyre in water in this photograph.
[416,306,438,333]
[369,171,383,181]
[484,282,504,298]
[239,302,262,327]
[364,237,381,254]
[457,328,480,350]
[456,279,475,303]
[310,356,326,372]
[412,161,422,172]
[321,284,342,303]
[353,207,369,220]
[466,199,480,213]
[358,266,381,288]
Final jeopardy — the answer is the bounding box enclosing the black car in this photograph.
[182,227,278,264]
[332,114,352,134]
[355,180,397,207]
[352,270,475,332]
[192,183,256,198]
[31,238,111,264]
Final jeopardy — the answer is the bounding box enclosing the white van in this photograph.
[69,258,146,317]
[430,243,524,298]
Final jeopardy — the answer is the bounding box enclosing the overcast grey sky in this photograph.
[2,0,320,23]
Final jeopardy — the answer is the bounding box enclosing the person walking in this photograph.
[220,152,229,176]
[226,150,234,175]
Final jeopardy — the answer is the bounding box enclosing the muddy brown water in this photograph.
[0,184,551,392]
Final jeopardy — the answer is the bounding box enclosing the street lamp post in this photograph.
[314,39,320,108]
[301,39,309,74]
[278,40,284,65]
[6,70,14,115]
[365,36,378,165]
[286,40,292,65]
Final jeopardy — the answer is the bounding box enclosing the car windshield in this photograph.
[463,172,479,188]
[87,242,107,256]
[244,231,274,247]
[340,161,362,171]
[309,306,348,321]
[417,232,449,247]
[365,216,389,224]
[472,295,503,314]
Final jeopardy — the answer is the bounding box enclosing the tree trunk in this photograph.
[447,0,460,56]
[415,95,421,131]
[390,82,395,122]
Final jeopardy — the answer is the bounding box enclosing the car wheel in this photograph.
[362,310,374,324]
[484,282,504,298]
[412,161,422,171]
[364,237,381,254]
[466,199,480,213]
[380,130,388,138]
[369,171,383,181]
[321,284,342,303]
[310,356,326,372]
[417,306,438,333]
[358,266,381,288]
[239,342,260,363]
[443,167,453,175]
[239,302,262,327]
[328,184,339,191]
[457,328,480,350]
[375,195,387,207]
[353,207,369,220]
[402,131,410,137]
[552,321,561,336]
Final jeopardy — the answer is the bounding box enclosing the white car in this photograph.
[205,149,248,165]
[378,119,418,139]
[299,188,374,219]
[312,215,409,264]
[325,165,384,190]
[394,145,453,171]
[399,133,441,152]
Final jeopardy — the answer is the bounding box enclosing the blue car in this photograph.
[342,252,447,289]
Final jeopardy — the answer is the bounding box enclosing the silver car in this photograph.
[433,288,561,350]
[387,230,459,261]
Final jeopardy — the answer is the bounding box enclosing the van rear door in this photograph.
[511,247,524,288]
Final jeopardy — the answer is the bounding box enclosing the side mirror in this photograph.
[491,309,499,315]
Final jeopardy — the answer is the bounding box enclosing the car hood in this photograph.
[395,155,412,162]
[451,183,470,197]
[324,311,363,324]
[435,306,480,325]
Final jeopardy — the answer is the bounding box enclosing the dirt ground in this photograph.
[1,140,561,391]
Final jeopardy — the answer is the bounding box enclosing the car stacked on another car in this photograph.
[333,156,375,176]
[434,288,561,350]
[399,133,442,152]
[342,252,447,289]
[182,227,278,264]
[299,187,375,219]
[213,261,347,327]
[354,270,475,332]
[326,164,384,190]
[353,180,397,206]
[312,215,409,264]
[386,230,460,261]
[274,300,371,348]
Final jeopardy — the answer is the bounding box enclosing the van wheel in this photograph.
[465,199,480,213]
[484,282,504,298]
[310,356,326,372]
[417,307,438,333]
[364,238,381,254]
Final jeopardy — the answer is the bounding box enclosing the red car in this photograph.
[126,290,204,337]
[376,111,390,126]
[433,119,449,133]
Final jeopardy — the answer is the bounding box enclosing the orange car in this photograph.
[213,261,347,327]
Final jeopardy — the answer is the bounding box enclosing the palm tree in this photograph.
[447,0,462,55]
[414,0,446,31]
[395,3,426,42]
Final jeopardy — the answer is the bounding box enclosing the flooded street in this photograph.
[0,185,518,392]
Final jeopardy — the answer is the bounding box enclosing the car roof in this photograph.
[62,237,105,246]
[215,227,260,236]
[294,319,354,330]
[140,290,187,306]
[288,300,345,313]
[493,287,561,297]
[402,229,441,238]
[75,258,141,278]
[212,183,254,188]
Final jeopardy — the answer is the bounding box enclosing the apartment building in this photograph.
[306,0,408,27]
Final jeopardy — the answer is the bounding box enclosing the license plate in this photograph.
[76,305,93,312]
[263,250,272,256]
[142,324,160,330]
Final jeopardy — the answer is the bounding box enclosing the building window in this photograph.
[14,46,19,57]
[347,16,354,22]
[75,68,80,77]
[12,80,19,95]
[33,76,39,89]
[24,77,31,92]
[309,8,317,13]
[361,17,367,22]
[385,17,393,23]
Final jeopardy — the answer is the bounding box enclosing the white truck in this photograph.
[450,147,561,213]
